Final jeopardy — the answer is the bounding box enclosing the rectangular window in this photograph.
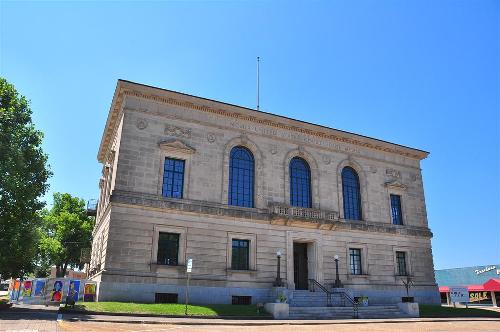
[231,239,249,270]
[396,251,408,276]
[232,296,252,305]
[162,158,185,198]
[349,248,362,275]
[157,232,179,266]
[390,194,403,225]
[155,293,178,303]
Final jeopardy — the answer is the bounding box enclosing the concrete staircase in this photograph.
[288,290,410,319]
[289,289,355,307]
[289,290,333,307]
[289,304,410,319]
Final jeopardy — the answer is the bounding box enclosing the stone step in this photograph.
[290,309,402,312]
[288,305,410,319]
[290,307,402,311]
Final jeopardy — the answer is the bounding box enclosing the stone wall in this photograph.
[113,103,428,228]
[95,202,439,304]
[90,81,439,305]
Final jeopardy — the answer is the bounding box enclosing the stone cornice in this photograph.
[385,179,408,191]
[109,190,433,239]
[98,80,429,162]
[158,138,196,154]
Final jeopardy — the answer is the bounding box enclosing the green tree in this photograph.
[0,77,51,279]
[38,193,94,277]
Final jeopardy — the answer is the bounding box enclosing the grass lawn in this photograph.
[63,302,270,317]
[0,295,11,309]
[420,305,500,318]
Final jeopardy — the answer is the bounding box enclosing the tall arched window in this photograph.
[289,157,312,208]
[342,166,362,220]
[228,146,254,208]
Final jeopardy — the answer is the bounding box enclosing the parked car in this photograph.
[0,282,9,296]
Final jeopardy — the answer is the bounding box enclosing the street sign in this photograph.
[449,287,469,303]
[185,258,193,315]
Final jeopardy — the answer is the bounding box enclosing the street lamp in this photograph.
[333,254,343,288]
[273,250,283,287]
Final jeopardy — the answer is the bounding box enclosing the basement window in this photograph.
[232,295,252,305]
[155,293,178,304]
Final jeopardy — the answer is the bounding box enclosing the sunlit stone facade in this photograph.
[89,80,440,305]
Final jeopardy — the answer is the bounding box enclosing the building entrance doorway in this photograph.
[293,242,308,290]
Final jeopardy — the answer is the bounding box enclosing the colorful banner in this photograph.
[34,280,46,297]
[51,280,63,302]
[83,283,96,302]
[68,280,80,302]
[22,280,33,297]
[10,280,20,301]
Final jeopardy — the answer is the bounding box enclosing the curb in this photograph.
[60,309,272,320]
[61,315,500,326]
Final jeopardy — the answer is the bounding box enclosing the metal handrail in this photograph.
[308,279,359,318]
[308,279,332,307]
[336,290,359,318]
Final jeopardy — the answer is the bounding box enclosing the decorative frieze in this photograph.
[386,168,401,178]
[101,84,429,163]
[164,124,191,138]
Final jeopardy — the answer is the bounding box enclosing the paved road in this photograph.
[0,304,61,331]
[1,305,500,332]
[58,319,500,332]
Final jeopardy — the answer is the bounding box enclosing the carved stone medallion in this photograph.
[270,145,278,155]
[207,133,216,143]
[136,118,148,130]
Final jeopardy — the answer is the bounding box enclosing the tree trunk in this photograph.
[61,262,68,278]
[55,265,63,278]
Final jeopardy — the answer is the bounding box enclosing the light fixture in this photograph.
[274,250,283,287]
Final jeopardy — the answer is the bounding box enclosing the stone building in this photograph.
[89,79,440,305]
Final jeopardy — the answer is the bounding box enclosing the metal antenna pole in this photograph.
[257,56,260,111]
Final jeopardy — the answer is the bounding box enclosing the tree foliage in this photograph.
[0,77,51,279]
[38,193,94,277]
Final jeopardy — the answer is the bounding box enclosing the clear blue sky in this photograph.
[1,1,498,269]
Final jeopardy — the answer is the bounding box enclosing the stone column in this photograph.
[491,291,497,307]
[446,292,451,306]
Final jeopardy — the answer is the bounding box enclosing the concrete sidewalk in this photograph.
[60,311,500,325]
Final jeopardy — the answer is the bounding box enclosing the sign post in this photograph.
[449,286,469,307]
[185,258,192,315]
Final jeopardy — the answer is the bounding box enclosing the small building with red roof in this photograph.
[435,264,500,307]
